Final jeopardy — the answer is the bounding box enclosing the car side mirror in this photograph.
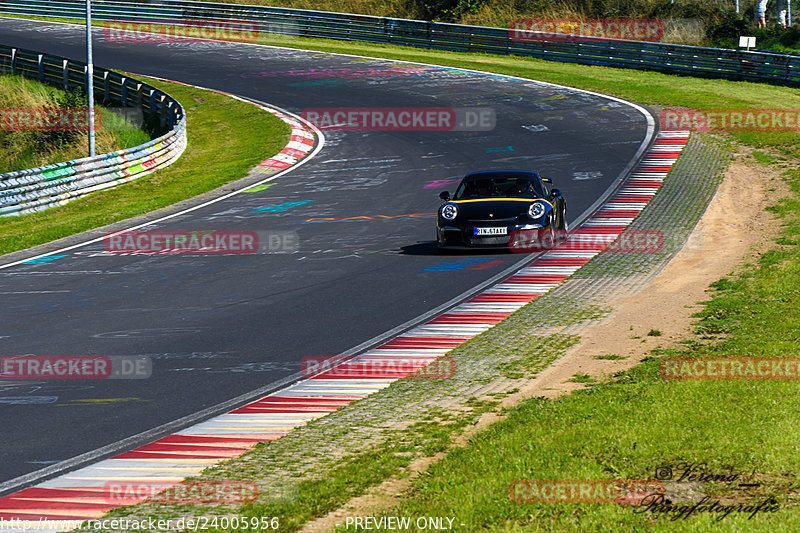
[439,191,451,201]
[550,188,562,198]
[541,177,552,184]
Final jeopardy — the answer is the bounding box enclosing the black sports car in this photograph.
[436,170,566,251]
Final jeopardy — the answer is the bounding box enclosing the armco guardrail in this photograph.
[0,0,798,87]
[0,45,186,216]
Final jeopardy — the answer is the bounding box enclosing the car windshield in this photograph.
[453,174,544,200]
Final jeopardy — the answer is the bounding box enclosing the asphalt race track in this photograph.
[0,18,652,489]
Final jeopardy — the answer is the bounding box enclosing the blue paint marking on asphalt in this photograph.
[254,200,312,213]
[421,258,495,272]
[485,146,514,153]
[22,255,69,265]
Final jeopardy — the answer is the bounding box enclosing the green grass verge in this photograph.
[232,410,491,532]
[0,74,149,172]
[0,76,290,256]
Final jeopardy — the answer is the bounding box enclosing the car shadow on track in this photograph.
[400,242,509,256]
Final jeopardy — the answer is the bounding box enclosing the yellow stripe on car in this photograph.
[452,198,554,208]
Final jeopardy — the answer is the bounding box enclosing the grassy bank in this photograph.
[0,77,290,256]
[0,74,149,173]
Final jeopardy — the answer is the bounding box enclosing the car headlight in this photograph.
[528,202,547,219]
[441,203,458,221]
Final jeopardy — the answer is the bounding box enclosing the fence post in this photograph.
[62,59,69,90]
[37,54,44,81]
[149,89,156,118]
[427,21,432,49]
[135,83,143,110]
[120,77,128,106]
[159,94,167,129]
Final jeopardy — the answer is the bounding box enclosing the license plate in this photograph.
[474,227,507,236]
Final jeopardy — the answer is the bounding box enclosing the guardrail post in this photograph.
[149,89,157,118]
[135,83,143,111]
[299,15,308,38]
[37,54,44,81]
[10,48,16,75]
[62,59,69,90]
[159,94,167,129]
[786,58,796,84]
[120,77,128,106]
[427,21,432,49]
[103,70,110,102]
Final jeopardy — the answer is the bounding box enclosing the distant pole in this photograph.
[86,0,95,157]
[736,0,740,14]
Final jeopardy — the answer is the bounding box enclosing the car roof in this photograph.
[463,170,541,180]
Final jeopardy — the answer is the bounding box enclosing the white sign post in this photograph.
[739,36,756,51]
[86,0,95,157]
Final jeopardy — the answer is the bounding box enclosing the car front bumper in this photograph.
[437,223,547,249]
